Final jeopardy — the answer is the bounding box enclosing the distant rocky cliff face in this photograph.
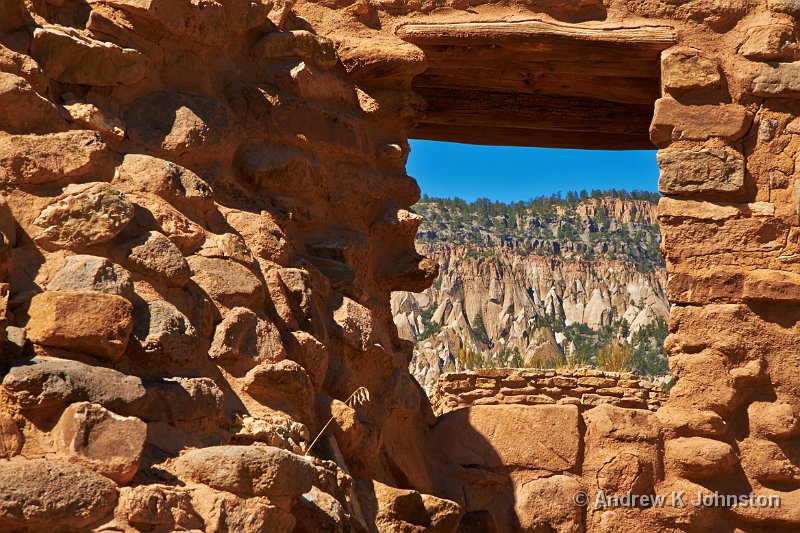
[392,194,671,392]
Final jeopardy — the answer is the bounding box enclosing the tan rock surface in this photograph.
[26,291,133,361]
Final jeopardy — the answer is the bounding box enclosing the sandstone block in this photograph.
[117,484,201,530]
[47,255,133,297]
[356,478,463,533]
[291,486,348,533]
[121,231,191,287]
[174,445,315,497]
[244,360,314,423]
[197,232,256,266]
[748,400,799,439]
[196,491,296,533]
[665,437,738,479]
[431,404,579,471]
[656,406,727,438]
[118,153,213,209]
[34,183,134,249]
[137,376,224,424]
[740,437,800,483]
[210,306,286,363]
[0,413,22,459]
[740,23,800,62]
[333,296,375,351]
[0,0,26,33]
[132,300,199,366]
[27,291,133,361]
[125,91,230,155]
[0,73,66,134]
[53,402,146,485]
[238,143,322,192]
[1,358,146,412]
[650,98,751,145]
[284,331,329,386]
[661,46,721,92]
[0,459,117,529]
[753,62,800,98]
[231,414,309,454]
[274,267,328,337]
[224,209,289,264]
[597,452,653,495]
[253,30,338,68]
[577,376,616,388]
[742,268,800,303]
[188,256,265,308]
[62,98,126,139]
[0,130,113,185]
[770,0,800,16]
[514,475,583,533]
[658,148,745,198]
[31,26,149,86]
[584,404,660,443]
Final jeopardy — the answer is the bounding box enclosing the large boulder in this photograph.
[174,445,315,497]
[33,183,134,250]
[430,404,580,471]
[26,291,134,361]
[125,91,230,155]
[31,26,149,86]
[117,153,213,211]
[0,73,66,134]
[188,256,265,309]
[243,360,314,423]
[1,358,146,413]
[356,478,463,533]
[116,484,202,530]
[0,130,113,185]
[47,255,133,297]
[53,402,147,485]
[514,475,584,533]
[665,437,739,479]
[118,230,191,287]
[209,307,286,363]
[0,459,118,530]
[131,300,199,366]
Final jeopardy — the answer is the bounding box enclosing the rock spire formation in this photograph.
[0,0,798,531]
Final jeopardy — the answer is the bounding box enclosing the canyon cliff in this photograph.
[393,194,671,392]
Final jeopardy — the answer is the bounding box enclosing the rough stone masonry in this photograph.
[0,0,799,531]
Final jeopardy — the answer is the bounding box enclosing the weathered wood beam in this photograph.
[415,88,654,135]
[397,20,676,49]
[411,123,652,150]
[420,50,661,78]
[412,68,660,104]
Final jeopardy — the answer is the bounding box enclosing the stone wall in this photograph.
[0,0,799,531]
[431,368,668,414]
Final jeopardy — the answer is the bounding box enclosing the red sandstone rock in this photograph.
[0,413,22,459]
[26,291,134,361]
[665,437,739,479]
[431,404,580,471]
[0,459,118,530]
[174,445,315,497]
[33,183,134,249]
[52,402,146,485]
[0,130,113,185]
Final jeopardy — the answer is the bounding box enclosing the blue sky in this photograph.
[407,140,659,203]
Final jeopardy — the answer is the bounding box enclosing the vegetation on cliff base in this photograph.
[410,190,670,379]
[415,189,664,272]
